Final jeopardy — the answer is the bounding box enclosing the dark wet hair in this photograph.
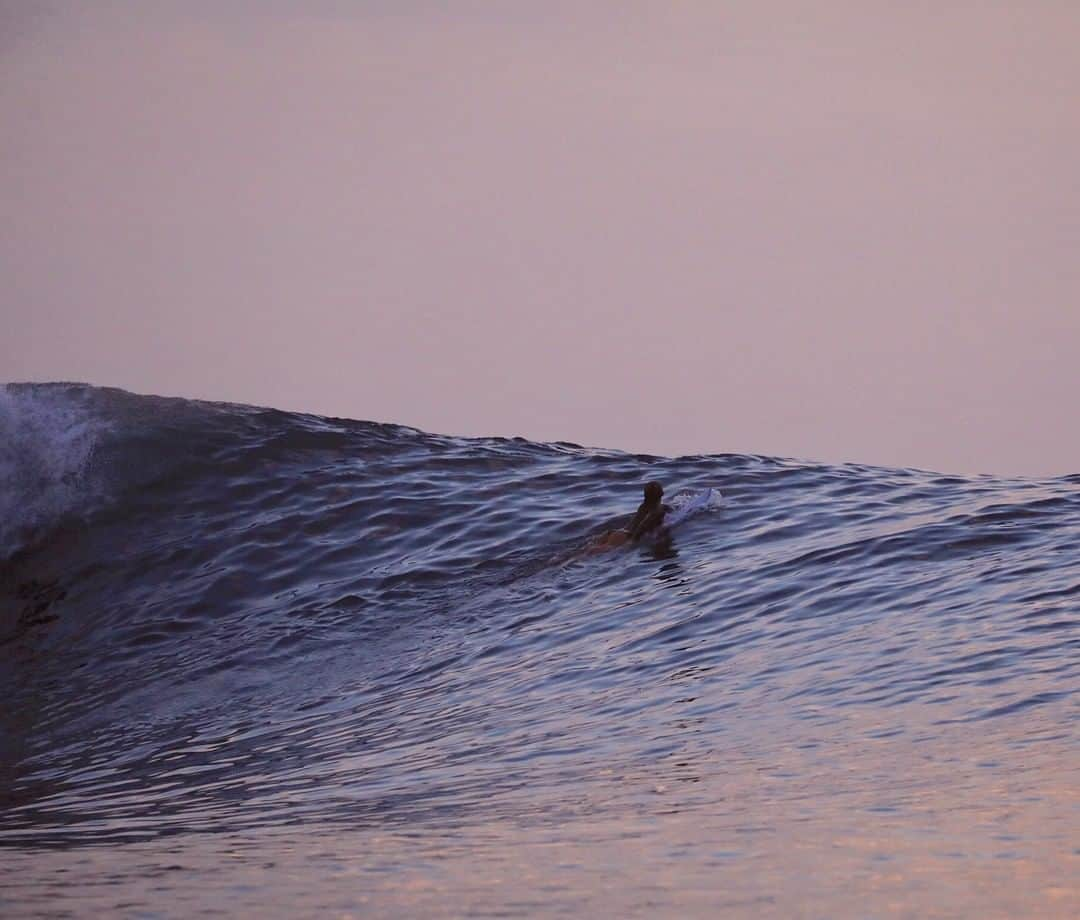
[643,481,664,502]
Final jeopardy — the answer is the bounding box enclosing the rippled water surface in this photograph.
[1,383,1077,917]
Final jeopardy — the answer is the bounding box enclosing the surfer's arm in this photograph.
[629,507,665,541]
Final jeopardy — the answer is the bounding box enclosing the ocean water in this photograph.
[1,382,1077,918]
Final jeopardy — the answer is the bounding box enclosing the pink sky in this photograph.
[3,3,1078,475]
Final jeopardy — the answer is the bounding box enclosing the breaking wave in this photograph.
[1,383,1076,917]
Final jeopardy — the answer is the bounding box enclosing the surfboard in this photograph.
[664,487,720,529]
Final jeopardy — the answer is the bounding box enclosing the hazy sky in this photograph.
[3,2,1078,475]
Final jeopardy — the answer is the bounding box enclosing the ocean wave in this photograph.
[0,384,112,560]
[0,383,1076,917]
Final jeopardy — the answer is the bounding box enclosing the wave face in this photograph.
[1,383,1077,918]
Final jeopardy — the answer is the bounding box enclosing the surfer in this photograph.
[627,481,670,542]
[587,481,670,553]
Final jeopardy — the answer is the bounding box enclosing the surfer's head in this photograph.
[643,481,664,504]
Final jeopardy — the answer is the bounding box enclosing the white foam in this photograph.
[665,487,723,528]
[0,385,111,559]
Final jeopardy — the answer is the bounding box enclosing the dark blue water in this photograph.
[1,383,1077,917]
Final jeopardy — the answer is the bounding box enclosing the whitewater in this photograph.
[1,383,1077,917]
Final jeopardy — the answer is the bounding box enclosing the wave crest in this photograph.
[0,384,111,559]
